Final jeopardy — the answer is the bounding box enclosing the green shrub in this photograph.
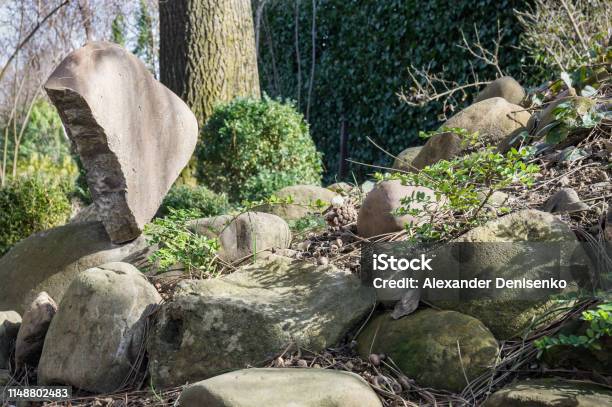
[196,96,323,202]
[0,176,71,255]
[158,184,229,218]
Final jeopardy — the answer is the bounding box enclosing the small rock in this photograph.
[317,256,329,265]
[178,368,382,407]
[15,292,58,370]
[327,182,353,194]
[483,378,612,407]
[190,212,292,263]
[357,180,444,238]
[542,188,589,213]
[392,146,424,172]
[0,311,21,369]
[255,185,338,221]
[357,309,498,392]
[361,181,375,194]
[474,76,525,105]
[45,42,198,243]
[38,262,162,393]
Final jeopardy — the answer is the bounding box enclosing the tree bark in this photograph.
[159,0,260,127]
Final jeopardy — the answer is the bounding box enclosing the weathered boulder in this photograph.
[412,98,530,169]
[543,188,589,213]
[357,309,498,392]
[483,379,612,407]
[0,311,21,369]
[190,212,291,263]
[357,180,443,238]
[147,255,375,387]
[179,368,382,407]
[432,210,589,339]
[327,182,353,194]
[392,146,424,172]
[38,262,161,393]
[15,292,57,370]
[0,221,147,314]
[256,185,337,221]
[474,76,525,105]
[45,41,198,243]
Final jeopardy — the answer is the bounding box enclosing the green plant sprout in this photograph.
[535,302,612,354]
[144,208,220,277]
[381,146,539,241]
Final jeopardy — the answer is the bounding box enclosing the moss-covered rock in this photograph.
[483,378,612,407]
[431,210,589,339]
[357,309,498,392]
[148,255,375,387]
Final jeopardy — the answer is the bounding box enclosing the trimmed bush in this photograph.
[196,96,323,202]
[0,176,71,255]
[158,184,229,218]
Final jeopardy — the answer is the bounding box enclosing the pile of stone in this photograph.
[0,43,609,407]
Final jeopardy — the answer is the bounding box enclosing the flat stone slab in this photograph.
[148,255,375,387]
[45,41,198,243]
[179,368,382,407]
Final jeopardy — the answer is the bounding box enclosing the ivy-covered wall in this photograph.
[257,0,532,182]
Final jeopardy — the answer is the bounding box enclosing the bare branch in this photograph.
[0,0,70,84]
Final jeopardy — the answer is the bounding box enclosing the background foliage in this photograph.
[158,184,229,218]
[0,176,71,255]
[257,0,532,181]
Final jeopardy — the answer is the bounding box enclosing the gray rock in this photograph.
[474,76,525,105]
[361,181,376,194]
[432,210,590,339]
[412,98,530,169]
[15,292,57,370]
[543,188,589,213]
[0,221,147,314]
[483,378,612,407]
[357,309,498,392]
[190,212,292,263]
[255,185,337,221]
[179,368,382,407]
[45,41,198,243]
[357,180,444,238]
[38,262,161,393]
[147,255,375,387]
[392,146,424,172]
[0,311,21,369]
[327,182,353,194]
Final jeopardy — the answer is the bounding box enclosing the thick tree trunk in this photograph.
[159,0,260,126]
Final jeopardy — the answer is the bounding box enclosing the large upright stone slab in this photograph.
[45,41,198,243]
